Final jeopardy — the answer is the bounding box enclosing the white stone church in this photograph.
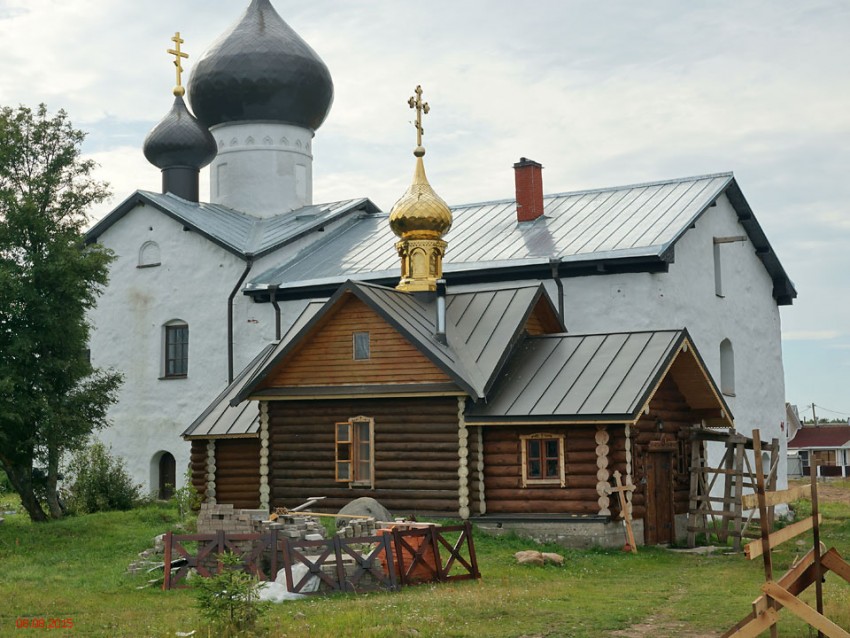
[86,0,795,500]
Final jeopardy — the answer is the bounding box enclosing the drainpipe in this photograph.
[269,284,282,341]
[549,257,564,324]
[228,258,253,383]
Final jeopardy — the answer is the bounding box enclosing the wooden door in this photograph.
[645,450,675,544]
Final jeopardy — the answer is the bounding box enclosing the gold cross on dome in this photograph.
[168,32,189,96]
[408,85,430,149]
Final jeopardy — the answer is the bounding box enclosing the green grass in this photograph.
[0,489,848,638]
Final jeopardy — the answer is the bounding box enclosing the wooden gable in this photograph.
[259,294,454,389]
[641,338,733,428]
[524,296,564,336]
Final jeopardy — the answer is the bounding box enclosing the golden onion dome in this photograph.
[389,153,453,240]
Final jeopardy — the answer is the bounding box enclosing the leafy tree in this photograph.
[0,104,121,521]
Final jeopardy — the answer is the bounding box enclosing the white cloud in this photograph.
[2,0,850,409]
[782,330,843,341]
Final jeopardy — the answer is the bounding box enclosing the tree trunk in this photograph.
[45,446,64,519]
[0,457,49,522]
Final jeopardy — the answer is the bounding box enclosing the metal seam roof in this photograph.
[245,172,794,305]
[85,190,378,259]
[466,330,696,421]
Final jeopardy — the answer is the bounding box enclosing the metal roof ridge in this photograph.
[526,328,684,340]
[447,172,735,210]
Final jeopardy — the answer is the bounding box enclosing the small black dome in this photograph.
[143,96,217,169]
[187,0,334,131]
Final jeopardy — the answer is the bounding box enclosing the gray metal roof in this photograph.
[86,190,379,260]
[229,281,562,406]
[466,330,688,423]
[183,301,324,439]
[246,172,795,305]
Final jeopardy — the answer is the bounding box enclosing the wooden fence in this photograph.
[162,521,480,593]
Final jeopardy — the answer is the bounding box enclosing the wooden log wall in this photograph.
[483,425,626,515]
[269,397,461,515]
[215,439,261,509]
[190,440,207,502]
[630,375,695,520]
[261,295,453,388]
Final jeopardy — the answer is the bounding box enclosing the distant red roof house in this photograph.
[788,425,850,449]
[788,425,850,478]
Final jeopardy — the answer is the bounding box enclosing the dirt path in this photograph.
[610,480,849,637]
[810,481,850,506]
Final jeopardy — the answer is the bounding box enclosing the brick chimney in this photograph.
[514,157,544,222]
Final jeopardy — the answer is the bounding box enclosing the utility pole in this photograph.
[811,403,818,426]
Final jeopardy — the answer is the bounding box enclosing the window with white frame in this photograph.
[335,416,374,486]
[520,433,566,487]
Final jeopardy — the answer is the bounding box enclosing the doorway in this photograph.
[158,452,176,500]
[645,449,675,544]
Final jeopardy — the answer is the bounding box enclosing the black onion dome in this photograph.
[143,96,217,169]
[187,0,334,131]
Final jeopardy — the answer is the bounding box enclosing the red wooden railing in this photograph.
[162,521,480,593]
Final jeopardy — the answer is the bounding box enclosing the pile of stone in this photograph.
[127,533,167,576]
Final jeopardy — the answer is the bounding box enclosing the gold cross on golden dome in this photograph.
[408,85,430,154]
[167,32,189,97]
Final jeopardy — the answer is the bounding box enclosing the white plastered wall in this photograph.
[555,193,787,487]
[88,198,347,493]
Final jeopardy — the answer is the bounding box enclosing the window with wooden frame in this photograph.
[520,433,566,487]
[335,416,374,487]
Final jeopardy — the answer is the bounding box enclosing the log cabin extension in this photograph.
[184,280,733,546]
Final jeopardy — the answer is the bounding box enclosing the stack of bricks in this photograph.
[196,502,327,541]
[266,514,325,541]
[336,517,380,538]
[196,502,269,535]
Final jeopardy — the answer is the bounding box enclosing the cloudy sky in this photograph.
[1,0,848,421]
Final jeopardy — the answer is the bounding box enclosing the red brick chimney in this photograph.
[514,157,544,222]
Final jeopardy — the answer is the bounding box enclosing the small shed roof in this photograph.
[788,425,850,450]
[465,329,732,426]
[183,301,324,439]
[85,190,379,260]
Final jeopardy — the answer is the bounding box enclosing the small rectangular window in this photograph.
[353,332,370,360]
[520,434,566,487]
[335,417,374,486]
[165,324,189,377]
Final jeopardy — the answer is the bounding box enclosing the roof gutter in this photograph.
[228,258,254,383]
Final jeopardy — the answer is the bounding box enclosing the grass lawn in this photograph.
[0,483,848,638]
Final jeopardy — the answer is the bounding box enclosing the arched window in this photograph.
[163,320,189,378]
[720,339,735,396]
[138,241,161,268]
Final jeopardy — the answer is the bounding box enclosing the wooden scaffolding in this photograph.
[687,427,780,550]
